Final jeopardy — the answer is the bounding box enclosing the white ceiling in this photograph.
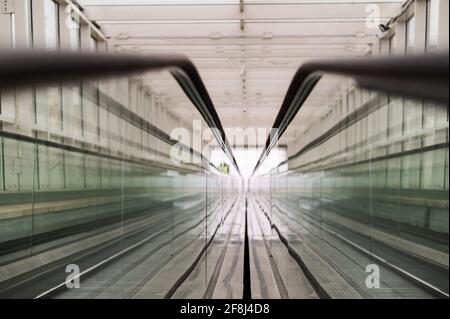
[78,0,405,146]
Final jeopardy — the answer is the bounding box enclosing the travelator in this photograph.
[0,52,242,298]
[0,51,448,299]
[249,54,449,298]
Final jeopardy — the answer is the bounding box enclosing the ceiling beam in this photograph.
[80,3,402,21]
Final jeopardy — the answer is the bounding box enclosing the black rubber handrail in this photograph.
[0,51,240,175]
[252,54,449,176]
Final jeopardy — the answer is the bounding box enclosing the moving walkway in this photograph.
[250,54,449,299]
[0,51,448,299]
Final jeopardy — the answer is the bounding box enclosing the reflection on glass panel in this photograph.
[69,16,81,51]
[90,35,98,51]
[81,80,100,143]
[251,74,449,299]
[0,70,240,298]
[43,0,59,50]
[389,34,395,55]
[426,0,440,53]
[35,85,62,132]
[406,15,416,54]
[62,83,83,138]
[0,136,35,263]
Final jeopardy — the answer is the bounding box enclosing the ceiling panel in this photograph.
[77,0,406,146]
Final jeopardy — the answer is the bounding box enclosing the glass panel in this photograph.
[0,71,239,298]
[69,16,81,51]
[426,0,440,53]
[43,0,59,50]
[389,34,395,56]
[0,133,35,266]
[406,15,416,54]
[251,74,449,299]
[90,35,98,52]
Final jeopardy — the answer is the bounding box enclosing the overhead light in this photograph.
[344,46,354,52]
[115,33,129,40]
[210,32,222,39]
[262,32,273,39]
[268,59,293,66]
[239,66,246,77]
